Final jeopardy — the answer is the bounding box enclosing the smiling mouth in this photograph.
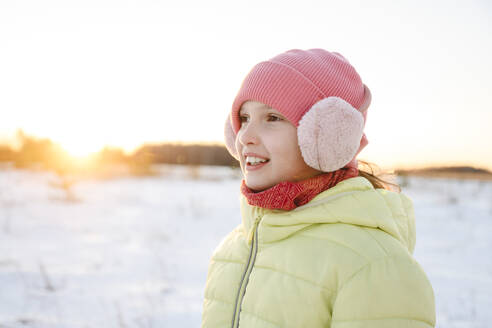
[245,160,269,172]
[245,156,270,166]
[246,160,270,167]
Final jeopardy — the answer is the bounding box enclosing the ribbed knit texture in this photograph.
[240,165,359,211]
[230,49,367,133]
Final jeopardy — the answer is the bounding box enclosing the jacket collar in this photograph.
[240,176,416,253]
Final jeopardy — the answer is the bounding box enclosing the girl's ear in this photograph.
[297,97,365,172]
[224,115,240,160]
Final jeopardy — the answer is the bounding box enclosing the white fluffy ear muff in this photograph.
[224,115,239,160]
[297,97,365,172]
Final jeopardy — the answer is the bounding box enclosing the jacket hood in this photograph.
[240,176,416,254]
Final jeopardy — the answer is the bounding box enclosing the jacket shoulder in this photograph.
[298,222,412,264]
[331,254,436,327]
[296,224,435,327]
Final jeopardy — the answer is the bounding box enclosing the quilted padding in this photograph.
[201,177,435,328]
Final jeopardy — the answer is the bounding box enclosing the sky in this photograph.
[0,0,491,171]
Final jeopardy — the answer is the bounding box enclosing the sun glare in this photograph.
[57,139,101,158]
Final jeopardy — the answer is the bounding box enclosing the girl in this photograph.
[201,49,436,328]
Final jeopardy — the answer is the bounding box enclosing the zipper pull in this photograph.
[247,215,262,244]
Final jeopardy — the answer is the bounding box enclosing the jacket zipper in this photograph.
[231,215,261,328]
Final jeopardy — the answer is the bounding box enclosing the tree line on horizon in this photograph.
[0,131,238,178]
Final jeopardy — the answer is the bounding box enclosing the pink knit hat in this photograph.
[224,48,371,172]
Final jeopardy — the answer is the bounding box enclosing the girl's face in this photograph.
[235,100,322,192]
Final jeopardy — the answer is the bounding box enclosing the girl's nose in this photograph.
[238,121,260,146]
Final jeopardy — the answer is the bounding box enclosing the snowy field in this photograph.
[0,164,491,328]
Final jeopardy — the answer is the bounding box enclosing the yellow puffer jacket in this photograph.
[201,176,436,328]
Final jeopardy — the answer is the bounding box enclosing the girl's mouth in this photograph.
[246,160,269,171]
[245,157,270,171]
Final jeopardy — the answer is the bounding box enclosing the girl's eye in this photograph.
[239,115,249,124]
[268,115,282,122]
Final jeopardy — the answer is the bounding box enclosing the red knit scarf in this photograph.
[240,167,359,211]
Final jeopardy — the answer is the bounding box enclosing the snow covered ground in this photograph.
[0,164,491,328]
